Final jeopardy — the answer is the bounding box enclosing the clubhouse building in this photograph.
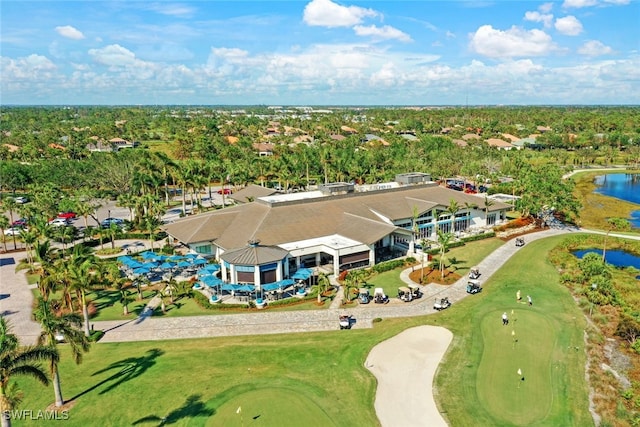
[162,173,510,285]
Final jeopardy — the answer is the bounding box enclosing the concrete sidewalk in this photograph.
[0,252,41,345]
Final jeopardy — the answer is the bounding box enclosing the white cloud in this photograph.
[578,40,614,56]
[0,54,57,82]
[524,11,554,28]
[353,25,412,42]
[55,25,85,40]
[539,3,554,13]
[303,0,379,28]
[88,44,142,67]
[145,3,196,17]
[555,16,583,35]
[469,25,558,58]
[562,0,597,8]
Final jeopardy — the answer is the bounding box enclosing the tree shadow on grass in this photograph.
[69,348,164,401]
[90,290,121,311]
[132,394,215,426]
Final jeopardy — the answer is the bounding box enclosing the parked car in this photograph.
[12,218,28,227]
[101,217,124,228]
[49,218,70,227]
[57,211,77,220]
[4,227,25,236]
[217,188,232,195]
[14,196,29,204]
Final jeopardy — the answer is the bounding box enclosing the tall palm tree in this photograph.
[0,316,59,427]
[316,273,330,304]
[3,198,18,250]
[33,297,90,408]
[436,229,454,280]
[446,199,460,235]
[0,216,9,253]
[67,258,102,337]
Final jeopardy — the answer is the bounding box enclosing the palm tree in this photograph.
[0,316,59,427]
[67,260,102,337]
[33,297,90,408]
[446,199,460,229]
[316,273,330,304]
[3,198,18,250]
[0,216,9,253]
[436,229,454,280]
[117,282,134,316]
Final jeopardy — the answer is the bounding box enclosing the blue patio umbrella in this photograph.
[140,251,158,260]
[177,260,192,268]
[125,260,143,269]
[201,276,223,287]
[193,258,207,265]
[168,255,184,261]
[201,264,221,272]
[159,261,176,269]
[133,267,150,275]
[142,262,158,269]
[184,253,198,259]
[117,255,134,263]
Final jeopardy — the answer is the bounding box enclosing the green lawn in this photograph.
[434,235,591,426]
[16,235,591,426]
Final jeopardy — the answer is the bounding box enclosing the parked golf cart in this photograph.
[408,283,423,299]
[466,279,482,294]
[373,288,389,304]
[515,237,525,247]
[398,286,413,302]
[469,267,481,280]
[339,314,353,329]
[433,297,451,311]
[358,288,371,304]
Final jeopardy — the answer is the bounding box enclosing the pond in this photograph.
[594,173,640,228]
[573,248,640,270]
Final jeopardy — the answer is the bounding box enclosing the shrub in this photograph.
[372,318,382,323]
[192,291,247,310]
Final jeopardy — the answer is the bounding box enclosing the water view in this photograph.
[594,173,640,228]
[573,248,640,270]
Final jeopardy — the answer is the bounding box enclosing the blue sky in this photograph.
[1,0,638,105]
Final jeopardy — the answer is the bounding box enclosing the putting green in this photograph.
[205,387,337,427]
[477,309,555,426]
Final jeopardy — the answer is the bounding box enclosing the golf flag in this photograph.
[517,368,522,376]
[236,406,242,414]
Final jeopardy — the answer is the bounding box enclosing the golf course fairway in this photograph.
[477,310,555,425]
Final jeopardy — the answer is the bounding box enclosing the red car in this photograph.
[12,218,28,227]
[217,188,232,195]
[57,211,77,220]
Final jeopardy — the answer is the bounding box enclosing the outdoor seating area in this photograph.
[118,251,216,283]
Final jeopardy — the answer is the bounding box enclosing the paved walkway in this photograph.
[0,253,41,345]
[91,227,577,342]
[1,226,630,344]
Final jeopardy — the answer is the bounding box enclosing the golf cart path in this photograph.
[88,227,577,343]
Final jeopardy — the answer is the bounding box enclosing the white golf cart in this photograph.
[373,288,389,304]
[398,286,413,302]
[433,297,452,311]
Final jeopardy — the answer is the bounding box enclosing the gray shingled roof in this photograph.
[162,184,510,249]
[220,243,289,265]
[230,184,278,204]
